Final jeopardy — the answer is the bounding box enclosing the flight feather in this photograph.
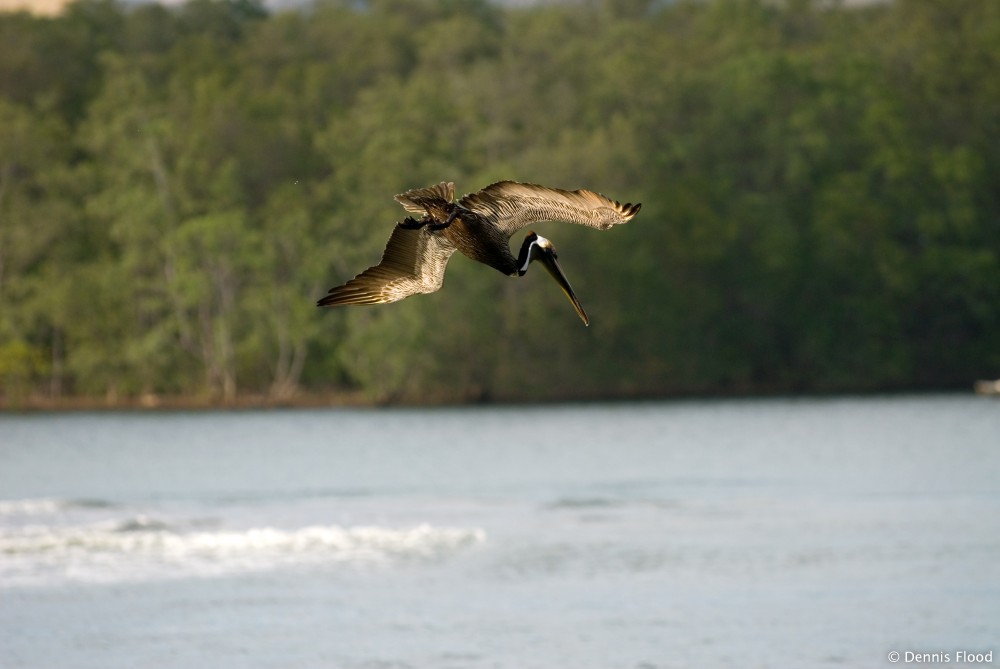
[394,181,456,214]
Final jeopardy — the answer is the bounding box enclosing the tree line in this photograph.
[1,0,998,406]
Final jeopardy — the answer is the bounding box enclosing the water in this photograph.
[1,395,998,669]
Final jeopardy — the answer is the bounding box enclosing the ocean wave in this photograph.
[542,496,681,512]
[0,522,486,585]
[0,497,115,516]
[114,515,173,533]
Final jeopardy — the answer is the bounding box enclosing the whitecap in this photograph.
[0,498,64,516]
[0,522,486,586]
[0,497,116,516]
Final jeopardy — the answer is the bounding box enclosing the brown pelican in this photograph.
[317,181,641,325]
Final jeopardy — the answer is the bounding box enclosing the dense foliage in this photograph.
[1,0,998,405]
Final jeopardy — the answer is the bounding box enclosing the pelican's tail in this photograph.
[394,181,455,214]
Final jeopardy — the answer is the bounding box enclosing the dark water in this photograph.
[1,396,998,668]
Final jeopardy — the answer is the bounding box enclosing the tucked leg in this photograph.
[398,216,426,230]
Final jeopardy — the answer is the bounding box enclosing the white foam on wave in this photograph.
[0,497,115,516]
[0,498,65,516]
[1,522,487,586]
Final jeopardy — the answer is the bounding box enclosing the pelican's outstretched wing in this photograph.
[458,181,641,237]
[318,223,457,306]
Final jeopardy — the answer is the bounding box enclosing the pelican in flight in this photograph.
[317,181,641,325]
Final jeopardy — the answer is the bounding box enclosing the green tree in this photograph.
[2,0,999,404]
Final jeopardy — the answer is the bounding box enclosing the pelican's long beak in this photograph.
[536,246,590,327]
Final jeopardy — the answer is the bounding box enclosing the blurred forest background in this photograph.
[1,0,998,406]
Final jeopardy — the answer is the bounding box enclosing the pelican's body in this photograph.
[317,181,641,325]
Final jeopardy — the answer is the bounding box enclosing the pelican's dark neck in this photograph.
[516,233,540,276]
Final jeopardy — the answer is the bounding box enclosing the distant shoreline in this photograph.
[0,392,374,413]
[1,385,986,413]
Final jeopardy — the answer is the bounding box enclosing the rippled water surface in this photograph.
[1,396,998,668]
